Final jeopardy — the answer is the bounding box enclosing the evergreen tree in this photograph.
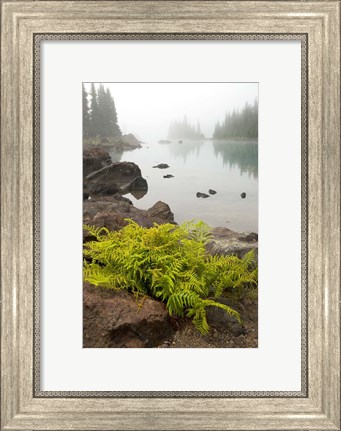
[213,100,258,140]
[89,83,99,137]
[106,87,121,137]
[82,84,91,139]
[97,84,110,136]
[86,84,122,139]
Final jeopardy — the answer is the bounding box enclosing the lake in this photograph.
[109,139,258,233]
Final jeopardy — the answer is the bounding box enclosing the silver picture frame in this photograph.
[1,2,340,430]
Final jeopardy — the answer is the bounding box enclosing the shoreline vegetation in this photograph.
[82,84,258,348]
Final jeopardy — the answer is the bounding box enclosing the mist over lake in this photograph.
[109,139,258,233]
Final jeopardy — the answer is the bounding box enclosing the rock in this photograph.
[83,282,174,348]
[153,163,169,169]
[112,193,133,205]
[206,298,246,337]
[112,133,142,150]
[163,174,174,179]
[83,192,90,200]
[208,189,217,195]
[178,140,183,144]
[146,201,174,223]
[240,192,246,199]
[83,196,176,238]
[120,133,141,147]
[83,146,112,177]
[87,184,121,196]
[128,176,149,191]
[83,198,129,234]
[196,192,209,198]
[84,161,148,197]
[96,134,142,153]
[129,189,148,200]
[206,227,258,260]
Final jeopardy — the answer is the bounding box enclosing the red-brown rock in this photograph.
[83,146,112,177]
[83,282,174,348]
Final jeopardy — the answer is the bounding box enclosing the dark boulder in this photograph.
[129,176,149,191]
[83,282,174,348]
[84,161,148,197]
[112,193,133,205]
[240,192,246,199]
[206,297,246,337]
[163,174,174,179]
[87,184,121,196]
[208,189,217,195]
[83,146,112,177]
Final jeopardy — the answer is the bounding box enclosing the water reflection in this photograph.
[130,189,148,200]
[213,141,258,178]
[165,139,258,179]
[106,139,258,231]
[167,140,204,163]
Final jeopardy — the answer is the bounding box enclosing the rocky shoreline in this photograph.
[83,145,258,348]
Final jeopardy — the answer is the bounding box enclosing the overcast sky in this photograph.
[85,82,258,142]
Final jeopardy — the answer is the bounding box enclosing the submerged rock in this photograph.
[83,282,174,348]
[163,174,174,179]
[240,192,246,199]
[208,189,217,195]
[196,192,209,198]
[153,163,170,169]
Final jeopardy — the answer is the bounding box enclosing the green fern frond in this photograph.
[186,304,210,334]
[83,219,257,334]
[83,224,110,240]
[203,299,241,324]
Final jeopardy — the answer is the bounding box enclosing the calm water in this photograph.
[110,140,258,233]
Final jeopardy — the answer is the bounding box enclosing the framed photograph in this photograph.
[82,80,260,351]
[1,1,340,430]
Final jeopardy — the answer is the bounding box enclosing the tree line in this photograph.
[168,116,205,140]
[83,83,122,139]
[213,100,258,140]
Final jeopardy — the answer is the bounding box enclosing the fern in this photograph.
[83,220,257,334]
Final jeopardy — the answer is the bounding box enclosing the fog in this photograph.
[84,82,258,142]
